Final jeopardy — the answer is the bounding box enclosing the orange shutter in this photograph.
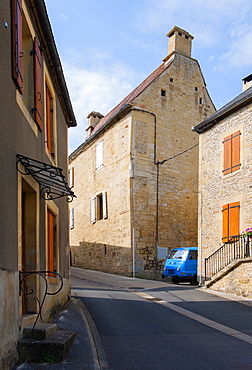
[46,85,53,153]
[231,131,240,172]
[12,0,23,94]
[222,204,229,242]
[33,37,43,130]
[223,135,232,175]
[229,201,240,240]
[47,209,55,276]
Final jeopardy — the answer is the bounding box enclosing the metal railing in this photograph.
[205,236,251,281]
[19,271,63,339]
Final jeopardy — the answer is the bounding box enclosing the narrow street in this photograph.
[71,267,252,370]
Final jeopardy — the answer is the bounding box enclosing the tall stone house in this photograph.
[193,75,252,297]
[69,26,215,279]
[0,0,76,367]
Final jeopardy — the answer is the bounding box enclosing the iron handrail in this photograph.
[205,236,251,281]
[19,270,63,339]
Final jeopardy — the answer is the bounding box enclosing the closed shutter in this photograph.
[229,201,240,239]
[33,37,43,130]
[222,204,229,242]
[90,197,96,223]
[223,135,232,175]
[69,208,74,229]
[96,141,103,169]
[102,192,107,219]
[12,0,23,94]
[47,208,55,276]
[46,84,53,153]
[68,167,74,189]
[231,131,240,172]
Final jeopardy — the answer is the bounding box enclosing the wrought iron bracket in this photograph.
[19,270,63,339]
[16,154,76,202]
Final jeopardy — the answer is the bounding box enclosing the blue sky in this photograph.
[44,0,252,154]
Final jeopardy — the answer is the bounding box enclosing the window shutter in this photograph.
[102,192,107,219]
[222,204,229,242]
[229,201,240,239]
[12,0,23,94]
[69,208,74,229]
[223,135,231,175]
[231,131,240,172]
[33,37,43,130]
[46,84,53,153]
[68,167,74,189]
[90,197,96,223]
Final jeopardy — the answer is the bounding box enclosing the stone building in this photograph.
[0,0,76,367]
[69,26,215,278]
[193,75,252,297]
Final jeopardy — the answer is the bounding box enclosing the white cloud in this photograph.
[60,13,68,20]
[64,61,137,154]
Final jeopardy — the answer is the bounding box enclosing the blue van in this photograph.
[162,247,198,285]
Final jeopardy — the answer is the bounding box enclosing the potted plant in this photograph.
[241,228,252,240]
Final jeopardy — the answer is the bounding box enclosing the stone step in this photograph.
[23,323,58,340]
[18,330,77,363]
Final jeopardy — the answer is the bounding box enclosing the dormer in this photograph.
[166,26,194,59]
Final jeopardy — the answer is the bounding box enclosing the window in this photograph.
[222,202,240,243]
[161,89,166,96]
[45,83,54,155]
[96,140,103,169]
[12,0,43,131]
[47,208,56,276]
[69,208,74,229]
[90,192,107,223]
[68,167,74,189]
[223,131,241,175]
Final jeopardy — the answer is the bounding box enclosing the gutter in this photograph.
[32,0,77,127]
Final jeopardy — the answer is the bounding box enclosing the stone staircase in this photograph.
[18,323,76,363]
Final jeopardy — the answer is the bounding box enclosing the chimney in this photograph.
[86,111,104,138]
[165,26,194,60]
[242,74,252,92]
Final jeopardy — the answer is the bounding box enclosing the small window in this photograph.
[178,32,182,36]
[199,98,203,104]
[195,87,198,91]
[170,78,173,83]
[90,192,107,223]
[96,140,103,169]
[161,89,166,97]
[185,35,189,39]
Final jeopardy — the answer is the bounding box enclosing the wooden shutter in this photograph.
[222,204,229,242]
[69,208,74,229]
[68,167,74,189]
[90,197,96,223]
[12,0,23,94]
[33,37,43,130]
[231,131,240,172]
[46,84,53,153]
[229,201,240,239]
[102,192,107,219]
[47,208,55,276]
[223,135,232,175]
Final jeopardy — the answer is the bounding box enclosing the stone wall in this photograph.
[210,261,252,298]
[198,102,252,281]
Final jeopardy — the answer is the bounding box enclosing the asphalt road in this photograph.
[71,267,252,370]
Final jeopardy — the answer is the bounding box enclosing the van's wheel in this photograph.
[190,274,198,285]
[171,278,179,284]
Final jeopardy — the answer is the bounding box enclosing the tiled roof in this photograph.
[193,85,252,133]
[89,59,174,136]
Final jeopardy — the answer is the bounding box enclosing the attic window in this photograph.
[185,35,189,39]
[161,89,166,97]
[178,32,182,36]
[170,31,175,37]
